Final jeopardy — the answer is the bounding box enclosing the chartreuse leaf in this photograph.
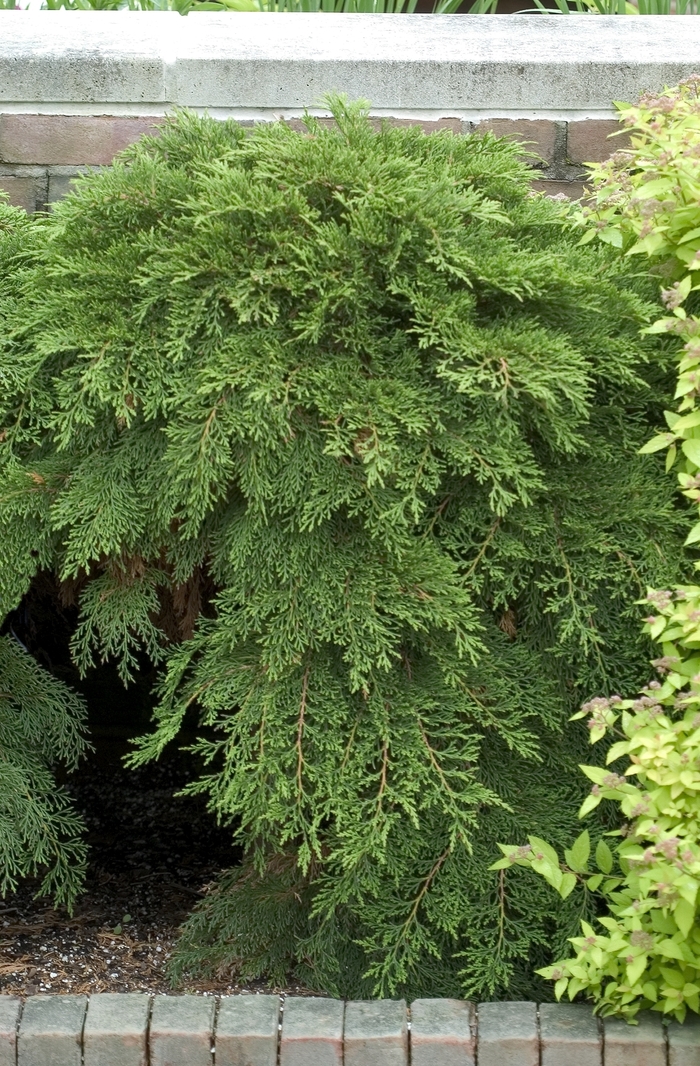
[640,434,674,454]
[595,840,614,875]
[565,830,590,873]
[675,898,695,938]
[682,439,700,466]
[528,836,560,867]
[627,955,648,987]
[559,873,577,899]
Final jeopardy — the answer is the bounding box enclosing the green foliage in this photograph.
[495,78,700,1022]
[0,101,687,998]
[0,633,89,906]
[494,664,700,1021]
[39,0,493,14]
[529,0,700,15]
[0,199,89,909]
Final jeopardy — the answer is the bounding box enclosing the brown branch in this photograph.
[401,846,451,937]
[464,518,501,580]
[375,739,389,815]
[296,666,310,797]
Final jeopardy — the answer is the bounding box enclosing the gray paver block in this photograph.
[669,1012,700,1066]
[18,995,87,1066]
[216,995,280,1066]
[540,1002,601,1066]
[410,998,475,1066]
[83,993,151,1066]
[279,997,344,1066]
[477,1001,538,1066]
[0,997,21,1066]
[344,999,408,1066]
[150,995,215,1066]
[603,1011,666,1066]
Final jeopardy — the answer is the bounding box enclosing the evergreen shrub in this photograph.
[0,101,688,998]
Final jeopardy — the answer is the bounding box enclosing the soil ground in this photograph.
[0,750,308,997]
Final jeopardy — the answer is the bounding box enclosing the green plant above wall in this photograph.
[0,99,688,1000]
[5,0,698,13]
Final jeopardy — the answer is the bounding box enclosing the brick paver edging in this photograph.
[0,995,699,1065]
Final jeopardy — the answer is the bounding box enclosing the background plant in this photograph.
[37,0,496,14]
[495,77,700,1021]
[0,100,686,998]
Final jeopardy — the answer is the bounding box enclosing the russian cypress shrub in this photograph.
[0,102,689,998]
[0,201,89,908]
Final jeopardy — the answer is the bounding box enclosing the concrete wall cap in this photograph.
[2,13,700,112]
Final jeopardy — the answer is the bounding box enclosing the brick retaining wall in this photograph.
[0,994,698,1065]
[0,112,620,210]
[1,14,700,207]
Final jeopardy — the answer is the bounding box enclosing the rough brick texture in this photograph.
[18,995,87,1066]
[0,115,161,166]
[47,168,87,204]
[279,998,344,1066]
[0,114,618,211]
[477,1002,538,1066]
[216,995,280,1066]
[149,995,215,1066]
[668,1013,700,1066]
[410,998,475,1066]
[567,119,629,164]
[0,167,47,212]
[83,993,150,1066]
[344,1000,408,1066]
[476,118,558,164]
[603,1012,666,1066]
[539,1002,601,1066]
[0,997,21,1066]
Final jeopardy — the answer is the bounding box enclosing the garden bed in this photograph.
[0,754,311,997]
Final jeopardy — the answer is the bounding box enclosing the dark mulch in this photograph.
[0,751,308,997]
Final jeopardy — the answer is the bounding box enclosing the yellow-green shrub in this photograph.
[495,77,700,1022]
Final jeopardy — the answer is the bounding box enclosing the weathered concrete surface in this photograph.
[0,997,21,1066]
[477,1001,538,1066]
[1,13,700,117]
[18,995,87,1066]
[149,995,215,1066]
[279,998,344,1066]
[604,1011,666,1066]
[668,1012,700,1066]
[410,998,475,1066]
[539,1002,601,1066]
[83,993,150,1066]
[216,995,280,1066]
[344,1000,408,1066]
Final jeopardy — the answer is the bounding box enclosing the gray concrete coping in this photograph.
[0,997,21,1066]
[2,13,700,117]
[18,995,87,1066]
[603,1011,667,1066]
[668,1012,700,1066]
[279,997,344,1066]
[539,1002,601,1066]
[477,1001,539,1066]
[149,995,215,1066]
[215,994,280,1066]
[6,993,700,1064]
[83,993,150,1066]
[344,999,408,1066]
[410,998,475,1066]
